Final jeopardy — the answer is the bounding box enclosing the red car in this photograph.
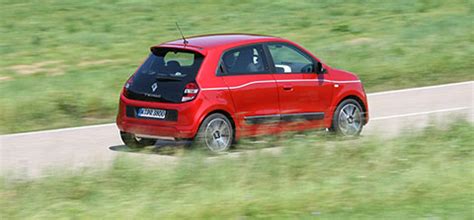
[116,34,369,152]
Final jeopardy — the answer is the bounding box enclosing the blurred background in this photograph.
[1,0,472,133]
[1,0,473,219]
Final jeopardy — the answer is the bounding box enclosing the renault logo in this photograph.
[151,82,158,92]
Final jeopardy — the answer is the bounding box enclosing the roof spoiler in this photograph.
[150,44,207,56]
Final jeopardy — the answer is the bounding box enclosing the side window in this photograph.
[267,43,315,73]
[221,45,269,75]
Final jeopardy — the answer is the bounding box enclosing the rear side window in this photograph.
[267,43,315,73]
[220,44,269,75]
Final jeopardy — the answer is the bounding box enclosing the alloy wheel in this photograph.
[204,118,232,152]
[337,103,363,136]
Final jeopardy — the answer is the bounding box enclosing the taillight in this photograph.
[122,87,129,97]
[182,82,199,102]
[123,76,133,97]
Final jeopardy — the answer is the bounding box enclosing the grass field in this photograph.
[1,0,473,133]
[1,121,472,219]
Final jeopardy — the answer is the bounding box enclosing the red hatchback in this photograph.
[116,34,369,152]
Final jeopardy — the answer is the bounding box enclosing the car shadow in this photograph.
[109,136,292,157]
[109,139,192,156]
[109,130,348,157]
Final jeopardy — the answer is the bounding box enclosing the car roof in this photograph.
[156,34,284,53]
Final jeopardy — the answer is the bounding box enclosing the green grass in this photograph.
[1,0,473,133]
[1,121,473,219]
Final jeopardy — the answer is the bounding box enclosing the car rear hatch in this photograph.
[124,47,205,103]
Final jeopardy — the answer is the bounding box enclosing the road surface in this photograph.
[1,81,473,177]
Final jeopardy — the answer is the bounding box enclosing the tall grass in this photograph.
[1,0,473,133]
[1,121,473,219]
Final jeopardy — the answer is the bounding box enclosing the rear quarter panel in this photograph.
[194,48,241,138]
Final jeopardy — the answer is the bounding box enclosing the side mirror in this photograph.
[315,62,327,74]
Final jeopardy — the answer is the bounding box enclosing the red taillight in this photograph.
[123,76,134,97]
[182,82,199,102]
[122,87,128,97]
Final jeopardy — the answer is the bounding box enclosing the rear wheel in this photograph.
[330,99,364,136]
[195,113,234,153]
[120,131,156,148]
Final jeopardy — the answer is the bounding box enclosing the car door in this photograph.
[219,44,280,136]
[265,42,334,130]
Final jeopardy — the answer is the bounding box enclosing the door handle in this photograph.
[283,85,293,91]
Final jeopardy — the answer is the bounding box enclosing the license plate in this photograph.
[137,108,166,119]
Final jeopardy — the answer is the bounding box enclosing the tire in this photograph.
[194,113,234,153]
[329,99,364,136]
[120,131,156,148]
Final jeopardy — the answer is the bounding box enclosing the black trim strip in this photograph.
[281,112,324,122]
[244,112,324,124]
[244,114,280,125]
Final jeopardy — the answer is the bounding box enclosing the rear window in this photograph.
[164,51,195,66]
[137,48,202,79]
[127,48,204,103]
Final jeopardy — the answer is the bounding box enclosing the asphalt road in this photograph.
[1,81,473,177]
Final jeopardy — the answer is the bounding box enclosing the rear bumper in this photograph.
[116,93,201,139]
[117,119,195,139]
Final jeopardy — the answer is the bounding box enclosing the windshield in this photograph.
[127,48,204,103]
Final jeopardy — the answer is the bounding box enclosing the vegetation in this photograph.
[1,121,473,219]
[1,0,473,133]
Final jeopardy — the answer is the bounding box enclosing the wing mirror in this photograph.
[315,62,327,74]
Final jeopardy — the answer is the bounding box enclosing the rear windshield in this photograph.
[137,48,203,81]
[127,48,204,103]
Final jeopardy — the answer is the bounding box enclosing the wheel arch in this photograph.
[206,109,236,130]
[334,95,368,125]
[196,108,239,140]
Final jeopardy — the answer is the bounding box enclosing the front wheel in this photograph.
[330,99,364,136]
[195,113,234,153]
[120,131,156,148]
